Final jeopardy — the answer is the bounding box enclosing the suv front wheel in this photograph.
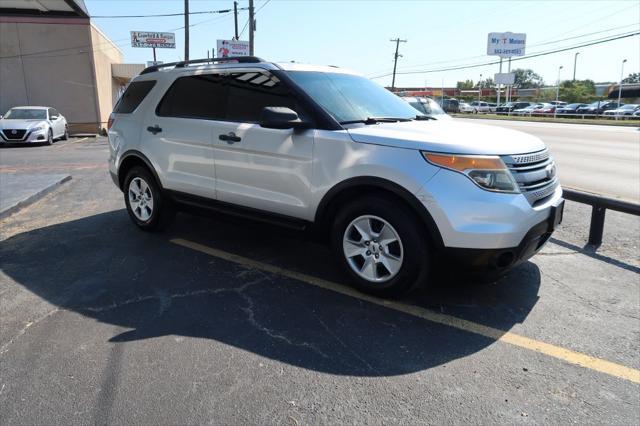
[124,166,174,231]
[331,195,430,297]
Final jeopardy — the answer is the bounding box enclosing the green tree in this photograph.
[513,68,545,88]
[622,72,639,83]
[558,80,596,103]
[477,77,495,88]
[456,79,474,89]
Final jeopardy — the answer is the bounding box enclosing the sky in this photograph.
[85,0,640,88]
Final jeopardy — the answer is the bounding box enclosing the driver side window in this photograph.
[48,108,58,120]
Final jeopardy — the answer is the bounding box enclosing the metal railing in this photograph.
[563,188,640,246]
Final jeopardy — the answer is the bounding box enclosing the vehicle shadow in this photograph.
[0,209,541,377]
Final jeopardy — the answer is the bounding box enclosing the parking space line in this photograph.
[171,238,640,385]
[55,137,88,148]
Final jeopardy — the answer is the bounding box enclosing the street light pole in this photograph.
[617,59,627,120]
[573,52,579,81]
[478,74,482,105]
[184,0,189,61]
[554,65,563,118]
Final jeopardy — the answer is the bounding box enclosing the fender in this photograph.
[315,176,444,248]
[117,150,163,190]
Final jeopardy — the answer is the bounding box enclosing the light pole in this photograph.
[478,74,482,105]
[573,52,579,81]
[554,65,563,118]
[616,59,627,120]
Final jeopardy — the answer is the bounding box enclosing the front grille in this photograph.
[1,129,27,140]
[502,149,558,205]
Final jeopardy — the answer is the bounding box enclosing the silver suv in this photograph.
[108,57,564,297]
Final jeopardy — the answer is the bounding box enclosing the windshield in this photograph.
[287,71,424,123]
[4,109,47,120]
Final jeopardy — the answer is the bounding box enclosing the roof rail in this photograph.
[140,56,266,75]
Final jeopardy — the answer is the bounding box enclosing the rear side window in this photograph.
[226,72,299,122]
[114,80,156,114]
[156,74,226,120]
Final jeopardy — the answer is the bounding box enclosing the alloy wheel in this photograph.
[128,177,154,221]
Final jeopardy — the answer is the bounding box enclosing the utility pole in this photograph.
[249,0,255,55]
[554,65,563,118]
[184,0,189,61]
[233,1,239,40]
[390,38,407,90]
[573,52,580,81]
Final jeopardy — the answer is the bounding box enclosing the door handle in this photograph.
[219,132,241,143]
[146,125,162,135]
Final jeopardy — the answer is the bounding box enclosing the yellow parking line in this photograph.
[171,238,640,385]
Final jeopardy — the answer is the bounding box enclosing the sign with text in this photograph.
[216,39,250,57]
[487,32,526,57]
[495,72,515,85]
[131,31,175,49]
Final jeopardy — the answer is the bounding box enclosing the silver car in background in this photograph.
[0,106,68,144]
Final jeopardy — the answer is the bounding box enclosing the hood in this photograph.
[0,119,47,130]
[346,119,546,155]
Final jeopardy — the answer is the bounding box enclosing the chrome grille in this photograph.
[502,149,558,205]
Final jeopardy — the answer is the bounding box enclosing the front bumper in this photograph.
[0,129,48,143]
[441,201,563,275]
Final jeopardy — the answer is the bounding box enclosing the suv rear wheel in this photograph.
[331,195,430,297]
[124,166,174,231]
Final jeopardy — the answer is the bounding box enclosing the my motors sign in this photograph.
[487,32,526,57]
[131,31,176,49]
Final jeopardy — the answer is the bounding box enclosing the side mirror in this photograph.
[259,107,311,130]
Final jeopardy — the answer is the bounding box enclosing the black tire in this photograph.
[62,126,69,140]
[331,195,431,297]
[123,166,175,231]
[46,129,53,145]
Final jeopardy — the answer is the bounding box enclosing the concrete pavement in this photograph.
[456,118,640,202]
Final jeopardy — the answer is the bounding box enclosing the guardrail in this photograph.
[563,188,640,246]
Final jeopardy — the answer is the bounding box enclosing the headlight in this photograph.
[422,152,519,193]
[30,126,45,132]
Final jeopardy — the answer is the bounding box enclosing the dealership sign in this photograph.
[131,31,176,49]
[495,72,515,85]
[487,32,526,57]
[216,39,250,57]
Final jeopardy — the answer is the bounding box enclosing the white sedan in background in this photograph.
[602,104,639,118]
[0,106,68,144]
[458,102,476,113]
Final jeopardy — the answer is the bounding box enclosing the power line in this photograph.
[370,31,639,79]
[92,8,247,18]
[239,0,272,38]
[368,22,639,77]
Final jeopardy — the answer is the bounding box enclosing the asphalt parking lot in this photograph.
[1,137,639,424]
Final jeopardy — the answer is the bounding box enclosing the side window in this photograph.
[48,108,58,119]
[156,74,225,120]
[115,80,156,114]
[225,71,300,122]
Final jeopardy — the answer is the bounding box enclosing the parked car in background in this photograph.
[0,106,68,144]
[549,101,567,106]
[108,58,563,296]
[438,98,460,113]
[531,103,556,117]
[458,102,476,113]
[487,103,497,113]
[633,109,640,118]
[402,96,451,119]
[496,102,532,115]
[469,101,491,113]
[513,103,543,116]
[555,103,588,116]
[575,101,623,117]
[602,104,639,118]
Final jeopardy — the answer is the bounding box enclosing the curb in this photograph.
[0,175,72,220]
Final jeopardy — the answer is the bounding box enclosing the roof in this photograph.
[0,0,89,18]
